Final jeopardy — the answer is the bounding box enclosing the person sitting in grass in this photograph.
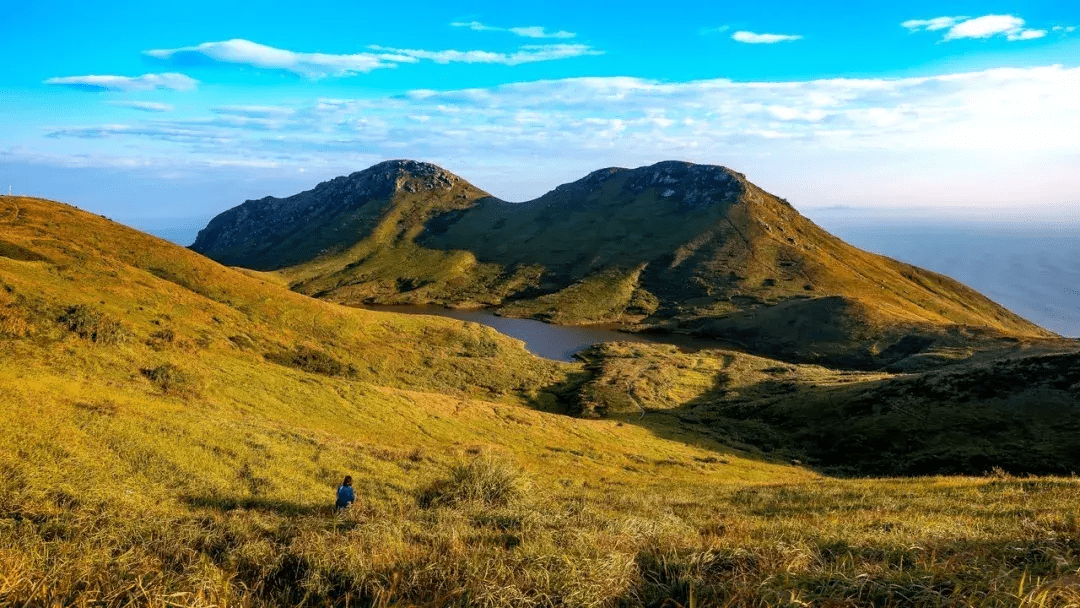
[335,475,355,510]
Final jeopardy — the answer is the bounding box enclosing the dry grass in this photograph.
[3,195,1080,606]
[419,453,527,507]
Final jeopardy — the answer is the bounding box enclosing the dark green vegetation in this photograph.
[193,160,1057,370]
[576,341,1080,476]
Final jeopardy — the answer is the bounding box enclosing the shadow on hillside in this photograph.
[182,495,334,517]
[613,352,1080,477]
[526,369,594,415]
[615,370,803,468]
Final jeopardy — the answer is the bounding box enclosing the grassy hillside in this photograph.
[191,160,1056,370]
[576,341,1080,476]
[6,194,1080,606]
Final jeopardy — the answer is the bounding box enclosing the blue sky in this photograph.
[2,0,1079,229]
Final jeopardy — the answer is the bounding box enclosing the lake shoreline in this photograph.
[356,303,726,362]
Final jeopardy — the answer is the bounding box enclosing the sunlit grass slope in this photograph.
[4,195,1080,606]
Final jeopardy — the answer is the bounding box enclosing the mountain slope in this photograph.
[6,194,1080,606]
[192,160,1056,368]
[0,193,818,604]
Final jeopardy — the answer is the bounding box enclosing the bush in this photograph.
[146,328,176,350]
[461,336,500,357]
[58,305,131,345]
[140,363,196,396]
[267,345,357,378]
[0,305,30,338]
[419,453,526,507]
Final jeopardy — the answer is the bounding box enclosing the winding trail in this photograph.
[0,197,20,224]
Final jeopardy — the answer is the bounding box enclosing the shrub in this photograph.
[0,305,30,338]
[146,328,176,350]
[267,345,357,378]
[58,305,131,345]
[228,334,256,350]
[419,453,526,507]
[461,336,500,357]
[140,363,196,396]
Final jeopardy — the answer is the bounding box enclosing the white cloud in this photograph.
[368,44,601,65]
[508,26,575,39]
[22,66,1080,209]
[451,21,575,38]
[108,101,175,112]
[44,73,197,92]
[732,31,802,44]
[703,25,731,34]
[43,65,1080,162]
[145,39,409,78]
[451,21,501,32]
[146,38,598,77]
[211,105,295,118]
[1052,26,1076,33]
[905,14,1047,42]
[901,16,966,31]
[1007,28,1047,41]
[46,124,233,145]
[946,15,1028,40]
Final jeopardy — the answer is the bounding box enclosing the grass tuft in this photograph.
[140,363,198,396]
[420,454,526,507]
[266,345,358,378]
[58,304,131,345]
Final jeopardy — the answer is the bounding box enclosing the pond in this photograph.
[361,305,715,362]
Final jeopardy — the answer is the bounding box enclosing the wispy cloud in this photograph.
[108,101,175,112]
[451,21,501,32]
[901,16,967,32]
[508,26,575,39]
[732,31,802,44]
[701,25,731,35]
[146,38,599,77]
[26,65,1080,207]
[904,14,1047,41]
[44,73,198,92]
[368,44,602,65]
[1052,25,1076,33]
[211,105,296,118]
[46,124,232,145]
[44,66,1080,162]
[451,21,576,39]
[145,39,410,78]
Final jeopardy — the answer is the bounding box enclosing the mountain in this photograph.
[192,160,1057,369]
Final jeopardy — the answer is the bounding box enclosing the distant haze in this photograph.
[812,209,1080,338]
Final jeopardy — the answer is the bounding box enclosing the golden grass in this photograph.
[3,195,1080,606]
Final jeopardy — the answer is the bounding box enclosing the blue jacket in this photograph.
[336,484,355,509]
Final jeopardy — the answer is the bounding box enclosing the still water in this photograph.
[362,305,710,362]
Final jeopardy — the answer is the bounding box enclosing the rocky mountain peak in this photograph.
[552,161,745,209]
[624,161,745,208]
[307,159,463,201]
